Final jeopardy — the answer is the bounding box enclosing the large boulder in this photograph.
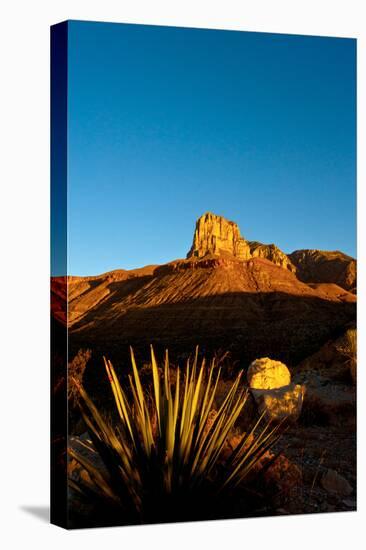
[248,358,304,422]
[247,357,291,390]
[251,383,305,422]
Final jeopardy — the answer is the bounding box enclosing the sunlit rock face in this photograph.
[251,384,305,422]
[186,212,252,260]
[248,242,296,273]
[186,212,296,274]
[247,357,291,390]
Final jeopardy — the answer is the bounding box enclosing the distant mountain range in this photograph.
[51,212,356,366]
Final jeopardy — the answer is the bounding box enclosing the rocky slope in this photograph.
[51,265,157,326]
[289,249,356,292]
[53,257,355,370]
[186,213,356,292]
[248,241,296,272]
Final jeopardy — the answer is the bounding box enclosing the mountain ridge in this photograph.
[57,212,356,291]
[51,212,356,366]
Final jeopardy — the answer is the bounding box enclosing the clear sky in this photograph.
[67,21,356,276]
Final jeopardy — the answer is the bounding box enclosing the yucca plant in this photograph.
[68,347,283,526]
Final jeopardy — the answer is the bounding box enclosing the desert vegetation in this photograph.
[337,327,356,383]
[68,347,285,526]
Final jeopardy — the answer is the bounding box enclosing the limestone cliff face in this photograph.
[185,213,357,292]
[186,213,295,272]
[186,212,252,260]
[249,242,296,273]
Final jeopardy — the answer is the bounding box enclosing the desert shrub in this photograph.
[68,347,283,526]
[336,328,357,383]
[212,349,241,379]
[337,327,356,358]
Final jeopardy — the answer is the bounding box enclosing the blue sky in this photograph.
[67,21,356,276]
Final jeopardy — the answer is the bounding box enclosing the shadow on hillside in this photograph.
[66,290,355,375]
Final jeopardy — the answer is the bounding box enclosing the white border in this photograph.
[1,1,364,548]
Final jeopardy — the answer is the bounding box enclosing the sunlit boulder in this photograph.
[247,357,291,390]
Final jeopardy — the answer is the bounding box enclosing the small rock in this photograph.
[321,469,353,497]
[220,432,254,462]
[263,453,302,496]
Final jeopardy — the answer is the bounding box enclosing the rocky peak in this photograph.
[249,241,296,273]
[186,212,252,260]
[186,213,355,289]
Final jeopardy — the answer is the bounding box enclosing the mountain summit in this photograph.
[186,212,251,260]
[186,212,295,272]
[185,213,357,287]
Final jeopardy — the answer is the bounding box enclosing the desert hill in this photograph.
[185,213,356,290]
[51,212,356,367]
[289,249,356,292]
